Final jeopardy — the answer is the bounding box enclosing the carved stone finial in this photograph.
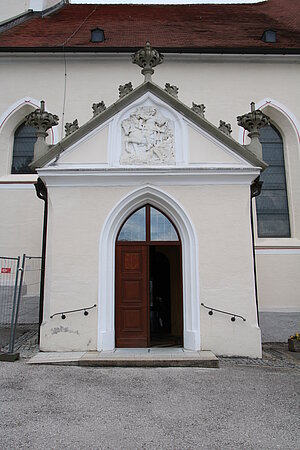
[132,42,164,82]
[218,120,232,136]
[119,82,133,98]
[237,102,270,159]
[25,100,59,162]
[191,102,206,118]
[164,83,179,98]
[25,100,59,137]
[65,119,79,137]
[92,101,106,117]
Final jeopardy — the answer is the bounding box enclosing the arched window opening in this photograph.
[11,122,37,174]
[117,205,179,242]
[257,125,290,237]
[116,204,182,348]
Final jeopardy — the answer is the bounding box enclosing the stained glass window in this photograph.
[256,125,290,237]
[11,122,36,174]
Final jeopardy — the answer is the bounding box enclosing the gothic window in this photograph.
[256,125,290,237]
[11,122,37,174]
[117,205,179,242]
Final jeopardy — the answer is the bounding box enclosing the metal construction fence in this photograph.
[0,254,41,355]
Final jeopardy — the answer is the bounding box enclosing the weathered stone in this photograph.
[25,100,59,136]
[65,119,79,137]
[119,82,133,98]
[164,83,179,98]
[92,101,106,117]
[191,102,205,118]
[132,42,164,81]
[25,100,59,161]
[237,102,270,160]
[218,120,232,136]
[120,106,175,165]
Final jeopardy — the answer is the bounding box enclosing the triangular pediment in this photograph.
[32,81,266,170]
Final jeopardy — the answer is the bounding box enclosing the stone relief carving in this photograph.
[92,101,106,117]
[218,120,232,136]
[120,107,175,165]
[119,82,133,98]
[191,102,206,118]
[65,119,79,136]
[164,83,179,98]
[25,100,59,136]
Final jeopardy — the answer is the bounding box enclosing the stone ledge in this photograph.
[28,349,219,368]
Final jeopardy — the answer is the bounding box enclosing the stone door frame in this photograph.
[97,185,201,351]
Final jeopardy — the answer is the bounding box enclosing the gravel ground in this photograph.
[0,356,299,450]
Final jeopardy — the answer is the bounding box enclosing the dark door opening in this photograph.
[115,205,183,348]
[150,246,182,347]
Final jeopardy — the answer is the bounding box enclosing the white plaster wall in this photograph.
[58,126,109,164]
[0,184,43,257]
[188,126,245,165]
[0,1,29,22]
[0,57,299,143]
[40,183,260,356]
[256,253,300,311]
[0,54,299,321]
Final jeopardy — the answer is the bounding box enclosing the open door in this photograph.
[115,245,148,347]
[115,205,182,348]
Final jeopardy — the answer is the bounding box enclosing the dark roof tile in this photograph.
[0,1,300,52]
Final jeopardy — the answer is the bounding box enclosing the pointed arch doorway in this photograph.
[115,204,183,348]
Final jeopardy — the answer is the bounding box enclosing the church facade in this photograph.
[0,0,299,357]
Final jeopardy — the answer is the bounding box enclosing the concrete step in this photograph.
[28,348,219,368]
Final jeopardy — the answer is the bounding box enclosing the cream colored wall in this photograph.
[0,185,43,257]
[256,253,300,311]
[188,126,243,165]
[40,183,260,356]
[58,126,108,164]
[0,57,299,143]
[0,54,299,326]
[0,0,29,22]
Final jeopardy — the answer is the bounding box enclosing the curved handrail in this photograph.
[50,304,97,319]
[201,302,246,322]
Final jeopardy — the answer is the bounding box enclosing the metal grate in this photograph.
[0,254,41,355]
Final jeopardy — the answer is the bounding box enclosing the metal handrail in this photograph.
[50,304,97,319]
[201,302,246,322]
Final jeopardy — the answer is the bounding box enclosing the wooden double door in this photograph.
[115,205,182,348]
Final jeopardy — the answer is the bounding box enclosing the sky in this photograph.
[70,1,264,4]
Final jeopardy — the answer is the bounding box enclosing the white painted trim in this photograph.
[0,97,58,144]
[1,54,299,64]
[255,248,300,255]
[97,185,201,351]
[238,98,300,145]
[0,184,35,190]
[38,166,261,187]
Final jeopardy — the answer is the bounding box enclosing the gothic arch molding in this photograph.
[97,185,201,351]
[239,98,300,148]
[239,99,300,239]
[0,97,58,175]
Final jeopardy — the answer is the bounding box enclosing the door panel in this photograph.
[115,245,148,347]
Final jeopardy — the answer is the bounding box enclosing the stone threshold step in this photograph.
[28,349,219,368]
